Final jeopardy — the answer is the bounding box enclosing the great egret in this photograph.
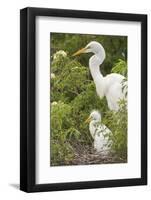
[73,41,127,111]
[85,110,112,153]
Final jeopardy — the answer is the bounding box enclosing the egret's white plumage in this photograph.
[85,110,112,154]
[73,41,127,111]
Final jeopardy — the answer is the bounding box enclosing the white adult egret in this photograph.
[73,41,127,111]
[85,110,112,154]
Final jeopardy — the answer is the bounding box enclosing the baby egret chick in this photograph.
[85,111,112,154]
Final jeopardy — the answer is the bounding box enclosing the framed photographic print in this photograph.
[20,7,147,192]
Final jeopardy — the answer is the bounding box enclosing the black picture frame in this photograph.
[20,7,147,192]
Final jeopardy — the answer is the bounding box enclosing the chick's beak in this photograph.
[72,47,87,56]
[84,116,92,124]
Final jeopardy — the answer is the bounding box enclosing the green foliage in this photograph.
[51,56,89,102]
[50,33,127,166]
[111,59,127,76]
[103,100,127,159]
[50,102,75,166]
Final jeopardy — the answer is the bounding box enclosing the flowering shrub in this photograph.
[53,50,67,60]
[50,34,127,166]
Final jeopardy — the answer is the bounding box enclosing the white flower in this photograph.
[53,50,67,60]
[71,66,79,70]
[51,101,58,106]
[51,73,56,79]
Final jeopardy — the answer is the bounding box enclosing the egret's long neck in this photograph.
[89,53,105,98]
[89,120,97,139]
[89,120,100,138]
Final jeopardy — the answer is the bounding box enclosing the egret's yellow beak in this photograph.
[72,47,87,56]
[84,116,92,124]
